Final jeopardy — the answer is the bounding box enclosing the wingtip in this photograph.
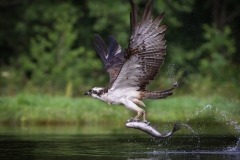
[93,42,98,48]
[130,0,137,11]
[94,34,104,42]
[151,0,155,6]
[94,34,109,59]
[107,35,114,39]
[94,34,100,38]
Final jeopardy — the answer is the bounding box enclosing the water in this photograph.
[0,126,240,160]
[1,102,239,159]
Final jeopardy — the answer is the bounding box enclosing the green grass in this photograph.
[0,93,239,126]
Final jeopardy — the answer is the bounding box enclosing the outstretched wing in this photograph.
[111,0,167,91]
[93,34,124,88]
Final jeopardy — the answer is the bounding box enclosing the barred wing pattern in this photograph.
[93,34,124,88]
[111,0,167,91]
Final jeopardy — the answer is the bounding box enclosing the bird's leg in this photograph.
[127,117,140,122]
[134,110,149,124]
[127,110,144,122]
[133,111,142,120]
[141,111,150,124]
[124,100,148,123]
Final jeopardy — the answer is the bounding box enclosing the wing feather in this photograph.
[93,34,124,88]
[111,0,167,91]
[94,35,108,58]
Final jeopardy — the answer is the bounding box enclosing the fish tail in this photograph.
[172,123,181,132]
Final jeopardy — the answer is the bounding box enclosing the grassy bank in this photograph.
[0,93,239,126]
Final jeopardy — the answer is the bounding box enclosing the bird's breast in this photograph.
[106,89,141,105]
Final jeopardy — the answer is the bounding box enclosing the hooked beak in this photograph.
[84,91,91,95]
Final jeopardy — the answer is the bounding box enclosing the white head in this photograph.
[84,87,106,99]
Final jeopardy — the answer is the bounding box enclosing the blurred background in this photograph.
[0,0,239,128]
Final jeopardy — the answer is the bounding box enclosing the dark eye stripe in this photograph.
[91,90,97,94]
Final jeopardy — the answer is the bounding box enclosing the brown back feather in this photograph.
[125,0,168,90]
[94,0,168,91]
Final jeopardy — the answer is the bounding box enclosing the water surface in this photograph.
[0,125,240,159]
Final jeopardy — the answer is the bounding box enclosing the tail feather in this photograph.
[141,83,178,99]
[142,90,173,99]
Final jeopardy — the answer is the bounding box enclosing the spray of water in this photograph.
[237,138,240,151]
[151,64,240,152]
[177,122,201,149]
[166,64,190,85]
[174,103,238,151]
[200,104,240,151]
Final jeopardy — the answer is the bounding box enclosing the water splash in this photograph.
[178,122,201,149]
[179,123,198,137]
[151,122,201,149]
[166,64,190,85]
[226,138,240,152]
[167,64,179,83]
[200,104,240,151]
[229,121,240,131]
[203,104,212,110]
[194,103,239,130]
[237,138,240,151]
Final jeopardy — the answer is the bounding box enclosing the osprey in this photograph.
[85,0,178,123]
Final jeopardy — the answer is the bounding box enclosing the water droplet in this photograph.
[204,104,212,110]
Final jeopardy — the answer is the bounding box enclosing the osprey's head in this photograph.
[84,87,106,99]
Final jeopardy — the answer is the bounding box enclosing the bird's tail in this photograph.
[142,90,173,99]
[141,83,178,99]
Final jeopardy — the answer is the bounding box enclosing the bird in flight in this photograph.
[85,0,178,123]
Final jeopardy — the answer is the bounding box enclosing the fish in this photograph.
[125,121,181,138]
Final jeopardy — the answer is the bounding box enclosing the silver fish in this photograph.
[126,121,180,138]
